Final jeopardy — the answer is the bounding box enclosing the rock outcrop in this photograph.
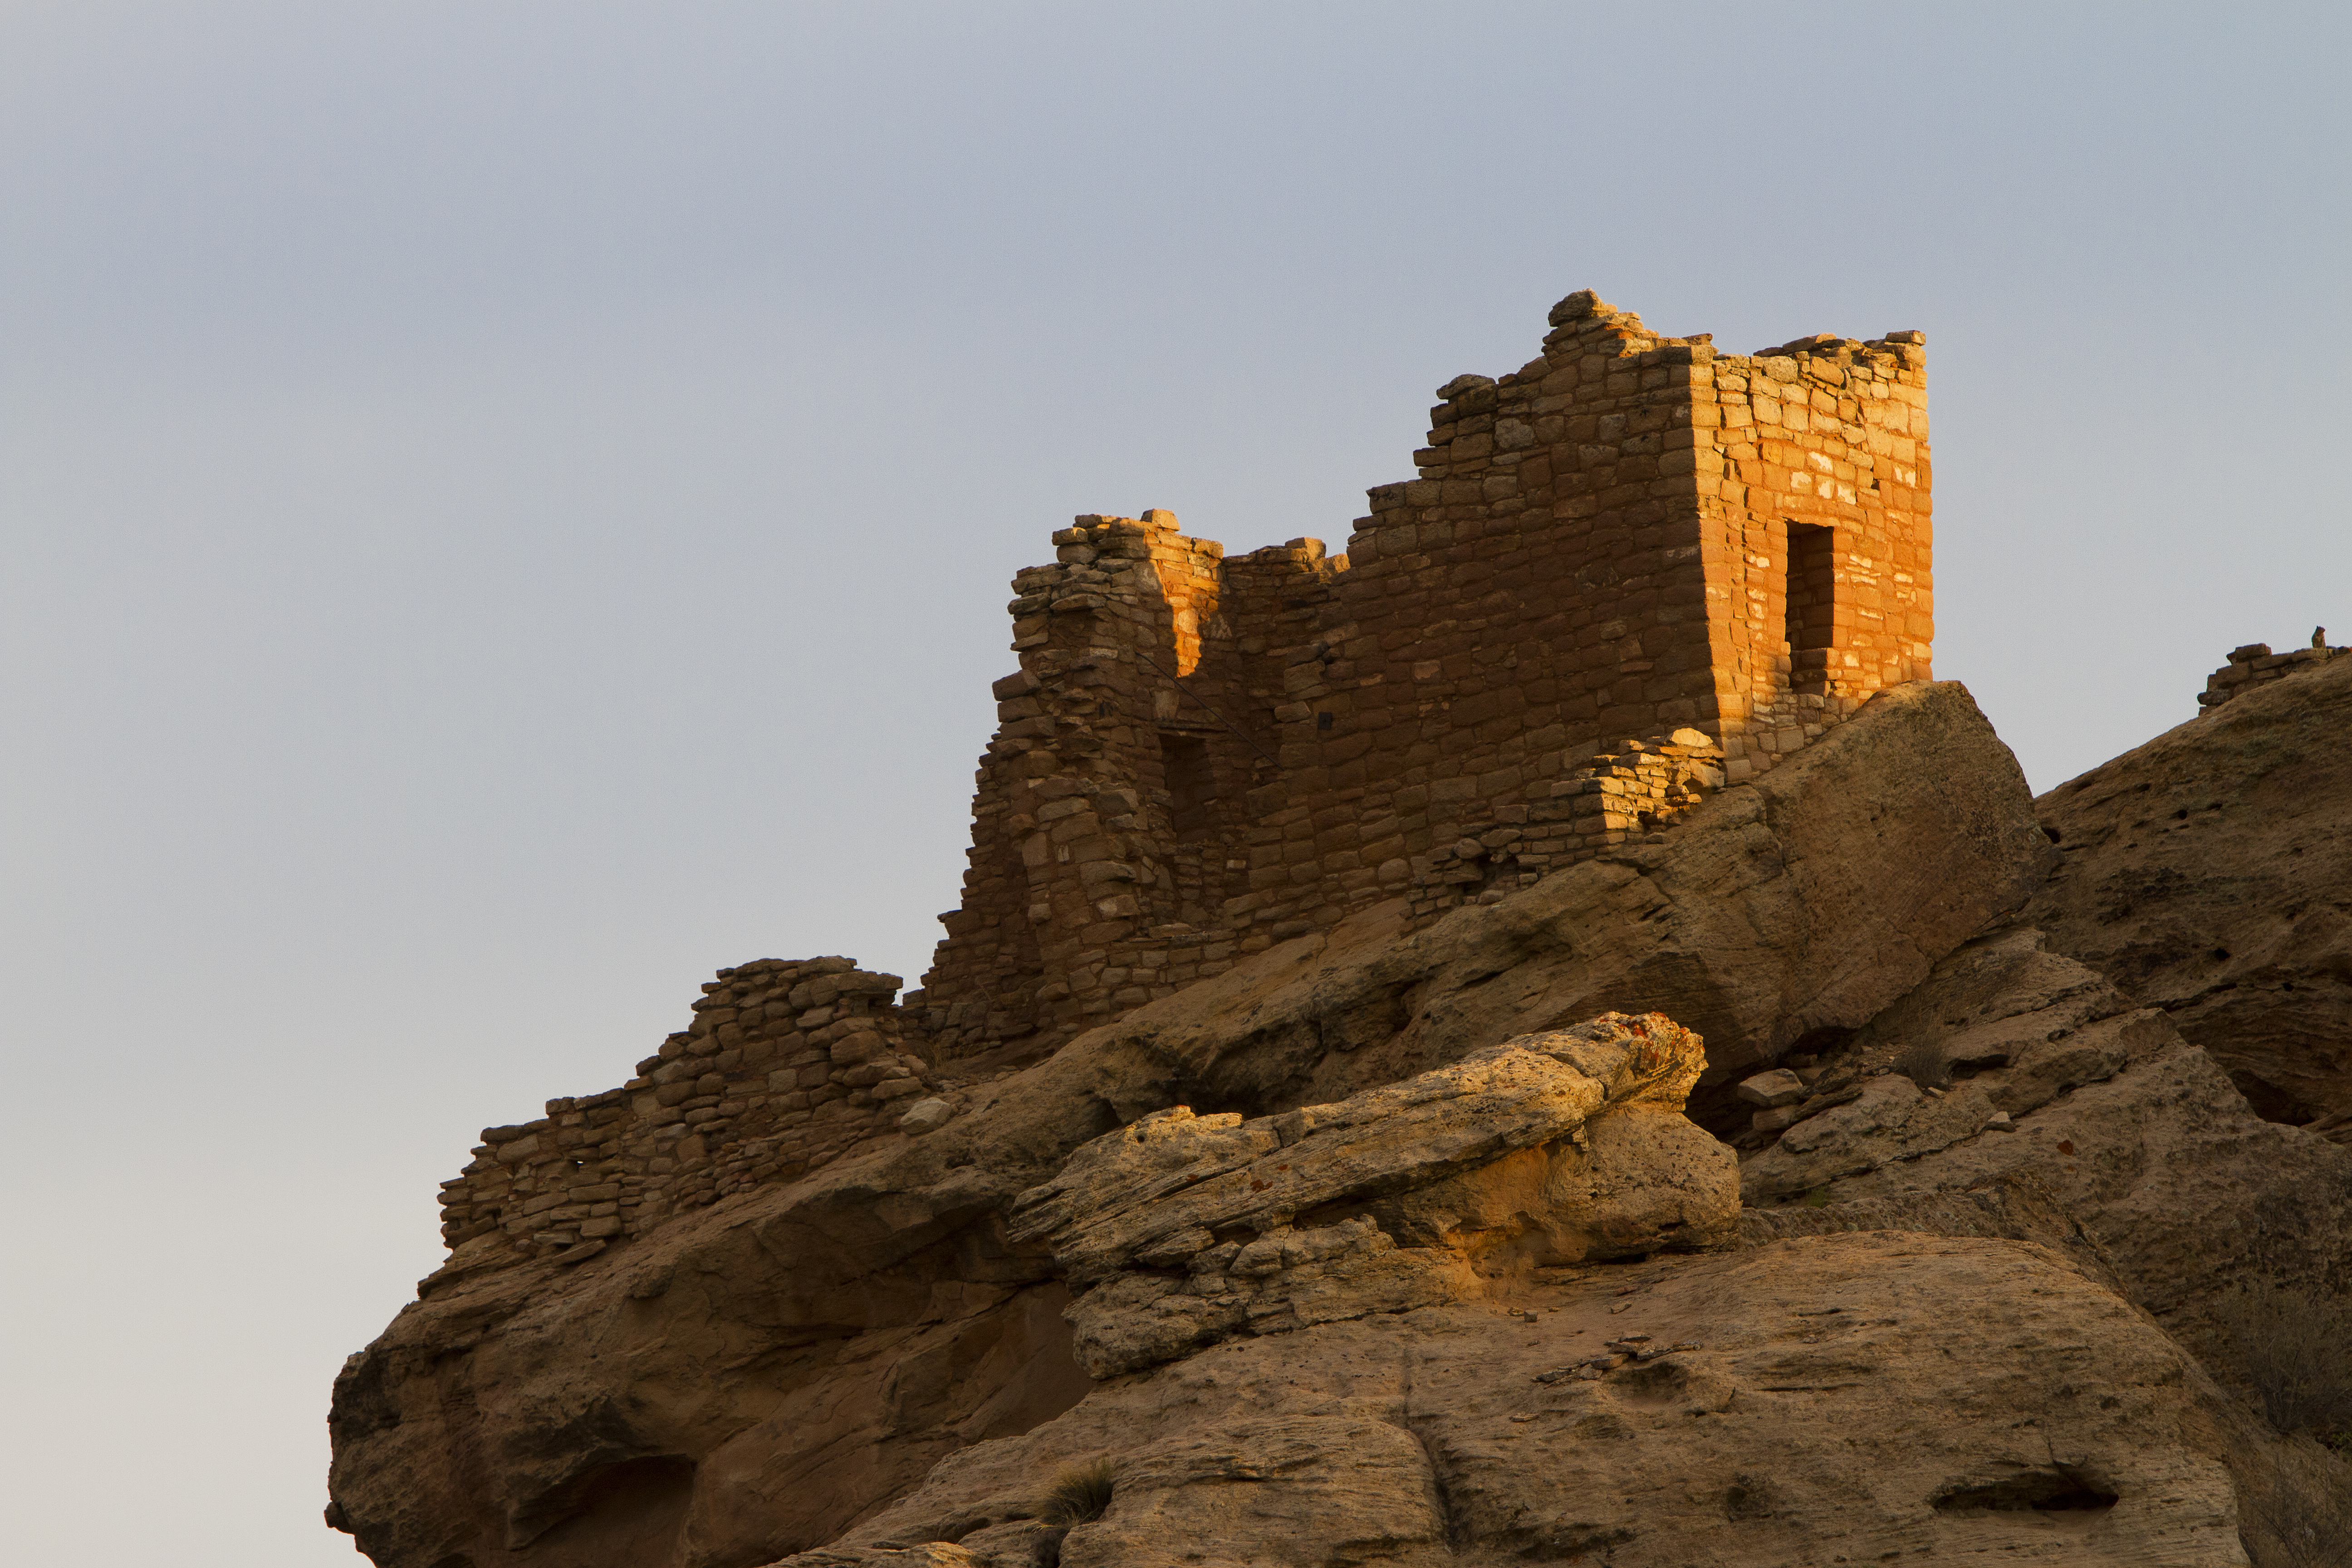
[2025,652,2352,1137]
[1009,1013,1734,1377]
[329,679,2061,1568]
[1739,926,2352,1368]
[784,1234,2274,1568]
[331,667,2352,1568]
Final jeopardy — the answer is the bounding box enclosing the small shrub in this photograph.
[2230,1287,2352,1441]
[1040,1458,1117,1527]
[2239,1456,2352,1568]
[1894,1040,1950,1092]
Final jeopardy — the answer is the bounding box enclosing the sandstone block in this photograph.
[1735,1068,1806,1108]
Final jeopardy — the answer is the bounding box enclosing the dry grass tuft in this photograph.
[1039,1457,1118,1527]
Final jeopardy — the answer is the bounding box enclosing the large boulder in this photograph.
[2025,652,2352,1136]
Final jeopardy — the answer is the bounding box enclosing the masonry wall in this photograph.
[431,956,931,1276]
[914,290,1934,1059]
[1697,328,1933,777]
[423,286,1936,1280]
[916,514,1328,1056]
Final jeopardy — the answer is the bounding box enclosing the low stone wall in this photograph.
[431,956,932,1280]
[1405,730,1726,924]
[2197,637,2343,713]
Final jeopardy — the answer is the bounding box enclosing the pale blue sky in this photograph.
[4,4,2347,1562]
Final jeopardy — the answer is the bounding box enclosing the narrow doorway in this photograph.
[1784,524,1836,693]
[1159,732,1215,842]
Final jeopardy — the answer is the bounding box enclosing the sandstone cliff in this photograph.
[329,677,2352,1568]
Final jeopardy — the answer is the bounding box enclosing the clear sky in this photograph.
[3,3,2346,1562]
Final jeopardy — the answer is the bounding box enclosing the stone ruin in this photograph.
[2197,630,2345,713]
[425,289,1935,1280]
[912,289,1931,1059]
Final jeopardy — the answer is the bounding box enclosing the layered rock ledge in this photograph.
[1009,1013,1734,1376]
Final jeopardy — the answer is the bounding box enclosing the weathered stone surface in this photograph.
[1058,1416,1450,1568]
[1741,927,2352,1364]
[1009,1012,1710,1284]
[1058,679,2053,1138]
[1735,1068,1806,1107]
[328,679,2058,1568]
[768,1548,979,1568]
[2027,651,2352,1136]
[812,1235,2283,1568]
[329,1201,1099,1568]
[1056,1217,1480,1382]
[1013,1014,1733,1377]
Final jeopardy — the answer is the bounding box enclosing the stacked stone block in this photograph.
[432,956,931,1274]
[2197,637,2343,713]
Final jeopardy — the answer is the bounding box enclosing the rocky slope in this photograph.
[1737,926,2352,1367]
[795,1233,2262,1568]
[2024,652,2352,1137]
[328,678,2352,1568]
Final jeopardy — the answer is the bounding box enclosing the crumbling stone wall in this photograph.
[914,290,1933,1060]
[915,514,1333,1054]
[1404,729,1726,924]
[430,956,931,1278]
[2197,635,2343,713]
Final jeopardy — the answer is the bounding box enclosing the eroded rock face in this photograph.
[328,680,2058,1568]
[1118,680,2055,1136]
[1740,926,2352,1365]
[1010,1014,1735,1377]
[2026,652,2352,1137]
[1740,928,2169,1199]
[787,1235,2274,1568]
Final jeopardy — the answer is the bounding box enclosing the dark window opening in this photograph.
[1160,732,1216,843]
[1784,523,1836,693]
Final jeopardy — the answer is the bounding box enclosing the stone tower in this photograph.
[908,290,1931,1060]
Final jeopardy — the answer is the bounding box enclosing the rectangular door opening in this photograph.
[1784,524,1836,694]
[1160,732,1216,843]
